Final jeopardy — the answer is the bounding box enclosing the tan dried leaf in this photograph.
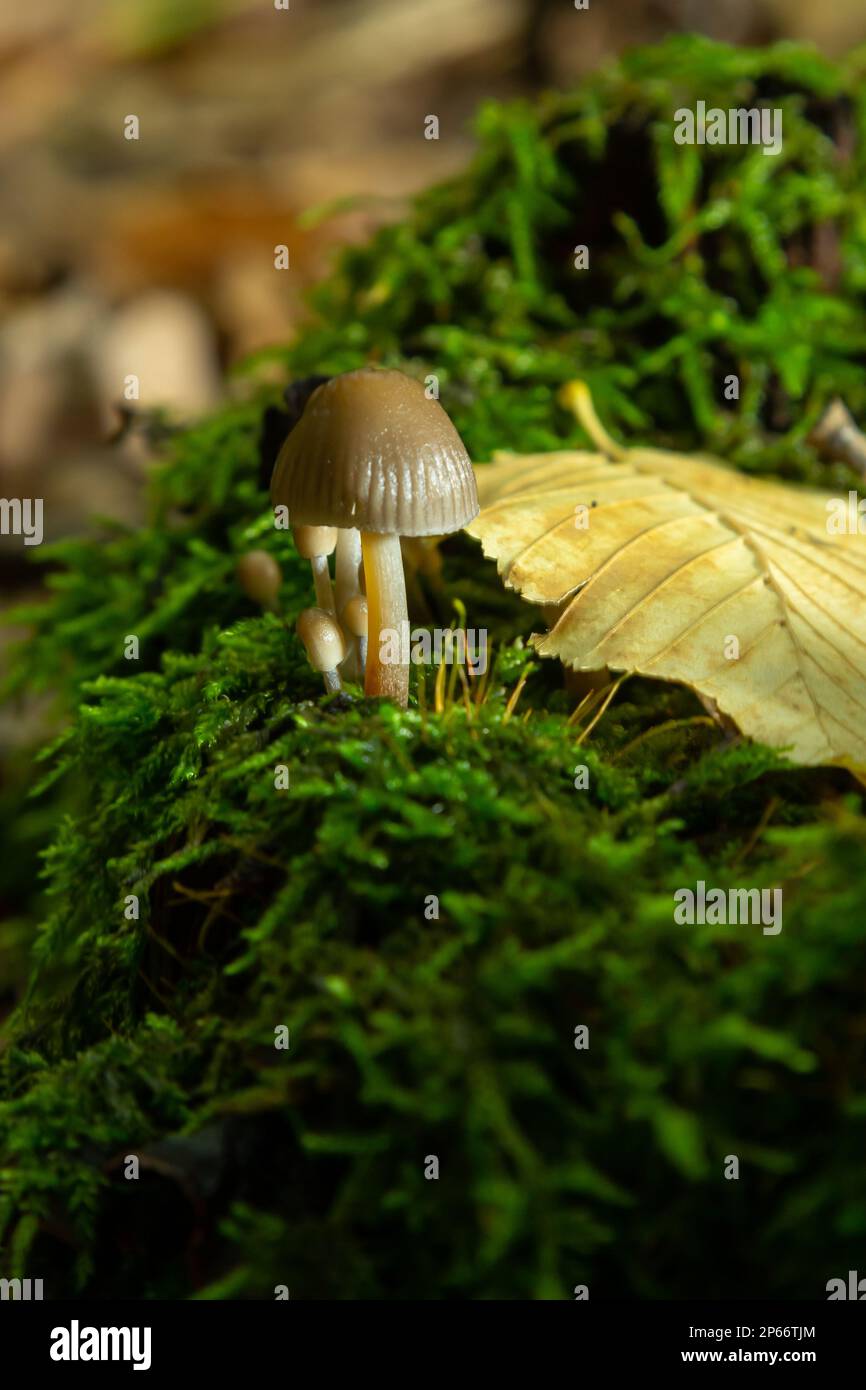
[468,387,866,770]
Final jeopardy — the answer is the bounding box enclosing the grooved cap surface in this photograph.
[270,368,478,537]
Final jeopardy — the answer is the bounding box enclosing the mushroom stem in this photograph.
[361,531,409,706]
[342,595,368,677]
[293,526,337,614]
[310,554,334,612]
[335,528,362,678]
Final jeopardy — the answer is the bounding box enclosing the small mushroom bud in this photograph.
[296,607,347,695]
[292,524,338,612]
[236,550,282,609]
[341,594,368,674]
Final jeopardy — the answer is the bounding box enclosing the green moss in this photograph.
[3,649,865,1298]
[2,35,866,1299]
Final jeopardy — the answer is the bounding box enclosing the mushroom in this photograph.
[296,607,347,695]
[341,594,368,674]
[236,549,282,610]
[292,524,338,612]
[334,526,363,679]
[270,367,478,707]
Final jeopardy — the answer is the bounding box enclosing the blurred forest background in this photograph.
[1,0,865,764]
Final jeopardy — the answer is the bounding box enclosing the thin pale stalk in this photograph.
[335,528,362,679]
[310,554,334,613]
[361,531,408,706]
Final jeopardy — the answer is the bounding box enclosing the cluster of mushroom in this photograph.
[269,366,478,708]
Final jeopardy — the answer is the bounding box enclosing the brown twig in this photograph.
[809,398,866,478]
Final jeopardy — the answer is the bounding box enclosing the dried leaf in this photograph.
[468,387,866,771]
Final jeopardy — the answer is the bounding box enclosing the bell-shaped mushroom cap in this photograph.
[270,367,478,537]
[296,607,347,672]
[293,524,338,559]
[236,549,282,607]
[341,594,368,638]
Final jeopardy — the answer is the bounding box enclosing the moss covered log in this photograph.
[1,36,866,1299]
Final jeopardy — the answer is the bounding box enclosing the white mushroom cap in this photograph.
[292,524,338,559]
[236,550,282,607]
[296,608,347,673]
[341,594,368,638]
